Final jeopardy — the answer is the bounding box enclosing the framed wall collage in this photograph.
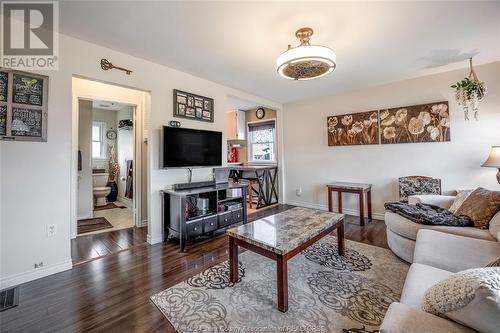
[327,101,450,146]
[173,89,214,123]
[0,68,49,142]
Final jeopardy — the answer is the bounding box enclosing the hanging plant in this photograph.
[451,58,487,120]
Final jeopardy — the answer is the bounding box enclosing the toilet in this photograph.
[93,173,111,207]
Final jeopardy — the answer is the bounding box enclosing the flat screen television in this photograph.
[162,126,222,168]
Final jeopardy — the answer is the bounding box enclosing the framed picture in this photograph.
[177,104,186,115]
[380,101,450,144]
[173,89,213,122]
[0,68,48,142]
[327,110,379,146]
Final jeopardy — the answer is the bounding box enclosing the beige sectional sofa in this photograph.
[380,229,500,332]
[385,194,500,262]
[382,193,500,332]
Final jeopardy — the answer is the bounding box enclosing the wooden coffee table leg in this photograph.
[359,190,365,226]
[327,187,333,212]
[337,221,345,256]
[367,189,372,220]
[277,255,288,312]
[229,237,238,283]
[337,191,343,213]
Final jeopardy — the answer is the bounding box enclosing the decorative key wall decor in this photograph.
[0,68,49,142]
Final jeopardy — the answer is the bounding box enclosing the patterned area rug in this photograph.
[151,236,409,333]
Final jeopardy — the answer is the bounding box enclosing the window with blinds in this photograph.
[248,120,276,162]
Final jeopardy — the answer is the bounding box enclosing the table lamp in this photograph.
[482,146,500,184]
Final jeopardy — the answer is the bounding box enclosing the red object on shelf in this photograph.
[228,146,238,163]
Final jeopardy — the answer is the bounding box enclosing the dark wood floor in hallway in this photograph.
[0,205,388,333]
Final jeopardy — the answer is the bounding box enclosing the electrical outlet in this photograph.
[47,224,56,237]
[296,187,302,197]
[34,262,44,269]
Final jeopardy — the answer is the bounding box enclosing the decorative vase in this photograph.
[107,181,118,202]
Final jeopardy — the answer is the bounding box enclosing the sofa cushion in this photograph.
[385,211,494,241]
[380,302,476,333]
[414,230,500,272]
[455,187,500,229]
[449,190,473,213]
[408,194,455,209]
[486,258,500,267]
[422,267,500,333]
[489,211,500,240]
[400,263,452,308]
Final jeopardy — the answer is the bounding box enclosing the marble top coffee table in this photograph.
[226,207,344,312]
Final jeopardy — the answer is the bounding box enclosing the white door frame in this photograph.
[72,90,145,239]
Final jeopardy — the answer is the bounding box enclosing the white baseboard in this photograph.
[285,200,384,220]
[0,259,73,289]
[147,233,163,245]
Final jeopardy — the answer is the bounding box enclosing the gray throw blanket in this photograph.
[384,202,473,227]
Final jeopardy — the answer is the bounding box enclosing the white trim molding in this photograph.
[285,200,385,221]
[0,260,73,289]
[147,233,163,245]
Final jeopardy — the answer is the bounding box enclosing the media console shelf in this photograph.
[161,182,247,252]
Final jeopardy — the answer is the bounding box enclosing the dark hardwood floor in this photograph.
[0,204,387,333]
[71,227,148,265]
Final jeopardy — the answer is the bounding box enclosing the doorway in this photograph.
[225,95,281,217]
[77,99,137,235]
[71,77,149,264]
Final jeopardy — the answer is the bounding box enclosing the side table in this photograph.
[327,182,372,226]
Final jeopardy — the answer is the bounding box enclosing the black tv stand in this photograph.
[161,182,247,252]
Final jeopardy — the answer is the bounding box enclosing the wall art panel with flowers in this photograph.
[327,111,379,146]
[379,101,450,144]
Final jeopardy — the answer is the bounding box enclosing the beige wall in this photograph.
[283,61,500,219]
[0,33,281,288]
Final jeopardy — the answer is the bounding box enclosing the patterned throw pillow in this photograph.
[449,190,473,214]
[486,258,500,267]
[455,187,500,229]
[422,267,500,333]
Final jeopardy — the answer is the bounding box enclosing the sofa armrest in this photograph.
[380,303,475,333]
[407,195,455,209]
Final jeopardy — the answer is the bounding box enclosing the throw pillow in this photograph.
[449,190,473,214]
[455,187,500,229]
[422,267,500,333]
[486,258,500,267]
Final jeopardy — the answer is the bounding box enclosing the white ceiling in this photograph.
[60,1,500,104]
[92,99,129,111]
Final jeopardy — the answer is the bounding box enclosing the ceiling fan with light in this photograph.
[276,27,337,81]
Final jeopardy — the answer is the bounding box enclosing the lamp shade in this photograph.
[481,146,500,168]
